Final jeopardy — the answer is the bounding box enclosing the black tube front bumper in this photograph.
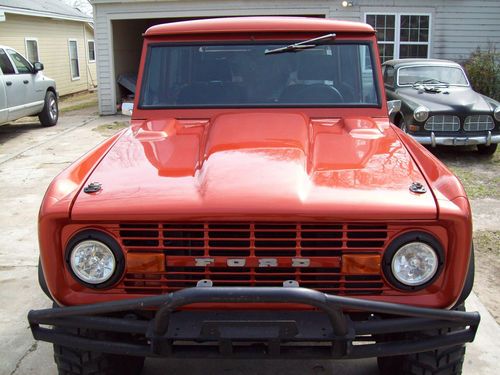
[28,287,480,359]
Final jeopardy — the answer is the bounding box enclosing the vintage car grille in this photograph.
[111,223,394,296]
[464,115,495,131]
[424,115,460,132]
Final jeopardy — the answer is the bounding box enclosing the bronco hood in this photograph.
[71,113,437,221]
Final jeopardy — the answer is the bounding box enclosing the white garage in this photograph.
[90,0,500,115]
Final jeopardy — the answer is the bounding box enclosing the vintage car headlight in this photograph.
[494,107,500,122]
[413,106,429,123]
[70,240,116,284]
[391,242,438,286]
[66,230,124,288]
[383,232,443,290]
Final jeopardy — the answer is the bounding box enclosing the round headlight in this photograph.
[70,240,116,284]
[413,106,429,123]
[494,107,500,122]
[391,242,438,286]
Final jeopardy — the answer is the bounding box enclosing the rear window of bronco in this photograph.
[139,42,380,108]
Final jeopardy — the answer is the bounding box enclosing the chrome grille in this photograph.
[464,115,495,131]
[424,115,460,131]
[111,222,394,295]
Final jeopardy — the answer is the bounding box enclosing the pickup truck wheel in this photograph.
[477,143,497,156]
[377,305,466,375]
[53,328,145,375]
[39,91,58,127]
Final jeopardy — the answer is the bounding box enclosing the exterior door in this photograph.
[4,48,37,120]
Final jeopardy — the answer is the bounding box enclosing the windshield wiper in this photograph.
[264,33,336,55]
[413,79,449,86]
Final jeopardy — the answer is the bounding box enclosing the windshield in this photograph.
[139,42,379,108]
[397,66,469,86]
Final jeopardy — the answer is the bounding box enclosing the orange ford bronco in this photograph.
[29,17,479,375]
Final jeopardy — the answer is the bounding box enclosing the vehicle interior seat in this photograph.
[176,59,246,105]
[279,54,344,104]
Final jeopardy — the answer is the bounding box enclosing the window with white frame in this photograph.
[365,13,430,63]
[88,40,95,62]
[68,39,80,79]
[25,38,39,63]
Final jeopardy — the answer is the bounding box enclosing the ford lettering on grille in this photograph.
[194,257,313,267]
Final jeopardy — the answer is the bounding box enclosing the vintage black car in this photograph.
[383,58,500,155]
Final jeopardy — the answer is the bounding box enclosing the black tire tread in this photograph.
[38,90,58,127]
[477,143,497,156]
[53,329,144,375]
[378,307,467,375]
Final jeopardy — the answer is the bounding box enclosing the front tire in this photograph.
[39,90,58,127]
[53,328,145,375]
[377,305,467,375]
[477,143,497,156]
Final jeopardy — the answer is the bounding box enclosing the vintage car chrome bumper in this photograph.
[413,131,500,147]
[28,286,480,359]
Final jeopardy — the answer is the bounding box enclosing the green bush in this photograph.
[463,47,500,101]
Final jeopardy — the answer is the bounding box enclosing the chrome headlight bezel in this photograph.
[494,106,500,122]
[382,232,444,291]
[65,230,124,289]
[413,106,430,123]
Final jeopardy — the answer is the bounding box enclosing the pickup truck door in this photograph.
[0,71,7,124]
[0,49,12,123]
[3,48,38,120]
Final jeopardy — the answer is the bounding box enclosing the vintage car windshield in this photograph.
[397,65,469,86]
[139,42,379,108]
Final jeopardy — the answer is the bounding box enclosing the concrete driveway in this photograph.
[0,111,498,375]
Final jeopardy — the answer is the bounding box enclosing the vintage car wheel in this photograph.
[53,327,145,375]
[398,118,408,133]
[39,91,59,127]
[477,143,497,156]
[377,304,466,375]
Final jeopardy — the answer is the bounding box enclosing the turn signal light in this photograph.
[126,253,165,273]
[341,254,381,274]
[408,124,420,132]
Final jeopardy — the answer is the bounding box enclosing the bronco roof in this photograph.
[145,16,375,37]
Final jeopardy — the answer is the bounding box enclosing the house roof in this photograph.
[145,16,375,37]
[0,0,92,23]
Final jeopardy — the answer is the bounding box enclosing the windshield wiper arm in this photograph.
[413,79,449,86]
[264,33,336,55]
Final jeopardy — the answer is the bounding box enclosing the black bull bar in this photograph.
[28,287,480,359]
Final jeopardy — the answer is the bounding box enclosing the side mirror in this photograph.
[387,100,401,116]
[33,62,44,72]
[121,102,134,116]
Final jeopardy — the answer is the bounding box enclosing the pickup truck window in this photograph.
[139,42,379,108]
[0,49,15,75]
[6,49,32,74]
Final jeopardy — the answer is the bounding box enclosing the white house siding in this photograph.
[91,0,500,114]
[0,13,97,96]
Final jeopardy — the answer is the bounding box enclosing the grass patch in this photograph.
[433,146,500,200]
[60,99,98,113]
[474,230,500,256]
[449,166,500,199]
[92,121,129,136]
